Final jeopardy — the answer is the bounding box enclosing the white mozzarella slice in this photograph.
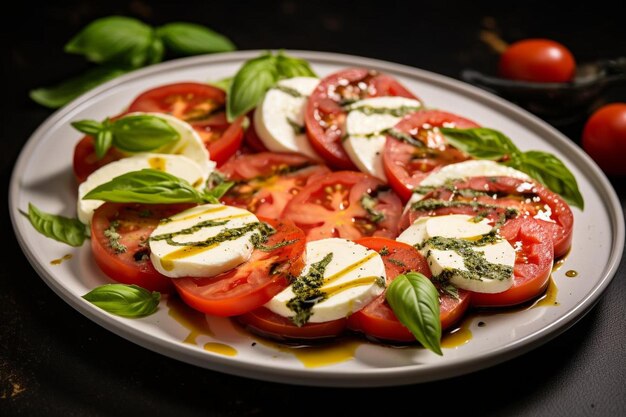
[265,238,386,324]
[126,112,215,176]
[149,204,260,278]
[397,214,515,294]
[77,153,208,224]
[343,97,422,180]
[402,159,531,215]
[254,77,320,159]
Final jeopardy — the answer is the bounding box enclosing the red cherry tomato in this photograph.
[498,39,576,83]
[582,103,626,175]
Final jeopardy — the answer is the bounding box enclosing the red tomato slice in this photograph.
[305,68,419,169]
[383,110,477,201]
[244,110,269,152]
[219,152,331,218]
[407,176,573,258]
[91,203,191,293]
[282,171,402,241]
[237,308,346,342]
[173,218,306,317]
[471,217,554,307]
[347,237,471,342]
[73,135,125,183]
[127,82,244,166]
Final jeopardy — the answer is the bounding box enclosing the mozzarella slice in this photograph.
[403,160,532,215]
[343,97,422,180]
[265,238,386,324]
[77,153,208,224]
[126,112,215,176]
[254,77,320,159]
[397,214,515,293]
[149,204,260,278]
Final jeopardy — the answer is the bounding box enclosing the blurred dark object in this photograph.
[462,57,626,126]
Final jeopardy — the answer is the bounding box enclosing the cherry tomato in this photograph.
[282,171,403,241]
[173,218,306,317]
[347,237,471,342]
[383,110,476,201]
[498,39,576,83]
[219,152,330,218]
[127,82,244,166]
[91,203,192,293]
[305,68,419,169]
[582,103,626,175]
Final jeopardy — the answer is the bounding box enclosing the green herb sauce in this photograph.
[105,220,127,254]
[287,253,334,326]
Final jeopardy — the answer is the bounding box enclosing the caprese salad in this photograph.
[23,51,583,355]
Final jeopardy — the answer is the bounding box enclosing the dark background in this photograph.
[2,1,625,416]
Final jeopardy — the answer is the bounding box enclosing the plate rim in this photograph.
[9,49,625,387]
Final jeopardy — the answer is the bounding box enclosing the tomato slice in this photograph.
[73,135,125,183]
[305,68,419,169]
[219,152,331,218]
[243,110,269,152]
[237,308,346,342]
[282,171,402,241]
[173,218,306,317]
[383,110,477,201]
[91,203,191,293]
[127,82,244,166]
[347,237,471,342]
[408,176,573,258]
[471,218,554,306]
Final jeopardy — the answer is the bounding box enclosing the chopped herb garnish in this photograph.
[104,220,126,253]
[379,246,390,256]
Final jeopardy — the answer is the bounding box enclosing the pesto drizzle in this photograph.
[105,220,127,254]
[411,198,519,219]
[347,105,420,117]
[286,117,305,135]
[286,253,333,327]
[274,84,304,98]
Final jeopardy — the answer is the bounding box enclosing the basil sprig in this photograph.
[83,284,160,318]
[83,169,232,204]
[21,203,87,247]
[386,272,442,355]
[227,51,316,121]
[31,16,235,108]
[71,114,180,159]
[441,127,584,210]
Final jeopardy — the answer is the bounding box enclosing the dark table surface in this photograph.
[2,1,626,416]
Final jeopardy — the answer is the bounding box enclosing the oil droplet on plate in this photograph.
[441,316,473,349]
[204,342,237,356]
[532,277,559,308]
[255,338,362,368]
[167,297,213,344]
[565,270,578,278]
[50,254,72,265]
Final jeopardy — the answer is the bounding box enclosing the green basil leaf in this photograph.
[111,115,180,153]
[204,182,234,203]
[276,51,317,78]
[65,16,154,68]
[157,22,235,55]
[508,151,585,210]
[95,130,113,159]
[29,65,128,109]
[440,127,520,160]
[211,77,233,92]
[83,169,205,204]
[83,284,160,318]
[23,203,87,247]
[145,35,165,65]
[71,119,104,136]
[227,52,279,121]
[386,272,442,355]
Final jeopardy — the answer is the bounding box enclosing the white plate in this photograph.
[9,50,624,387]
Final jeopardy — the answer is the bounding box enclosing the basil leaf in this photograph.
[157,23,235,55]
[276,51,317,78]
[227,52,279,121]
[29,65,128,109]
[145,35,165,65]
[95,130,113,159]
[83,169,206,204]
[65,16,154,68]
[111,115,180,152]
[508,151,585,210]
[83,284,160,318]
[71,119,104,136]
[211,77,233,92]
[386,272,442,355]
[440,127,520,160]
[204,181,234,203]
[23,203,87,247]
